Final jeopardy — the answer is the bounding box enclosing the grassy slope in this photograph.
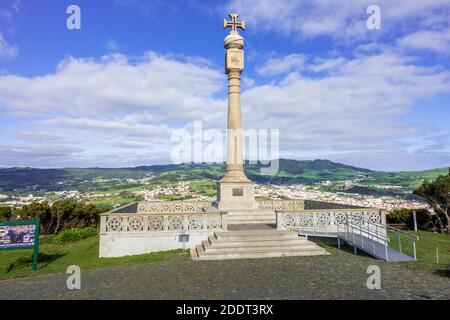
[389,231,450,270]
[0,235,183,280]
[369,168,448,189]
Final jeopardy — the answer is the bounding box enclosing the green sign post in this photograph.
[0,219,40,271]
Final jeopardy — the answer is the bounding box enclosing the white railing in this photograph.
[136,201,212,214]
[258,199,305,211]
[276,209,386,235]
[100,212,227,234]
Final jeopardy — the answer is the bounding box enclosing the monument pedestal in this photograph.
[217,181,257,210]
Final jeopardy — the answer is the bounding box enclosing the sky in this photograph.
[0,0,449,171]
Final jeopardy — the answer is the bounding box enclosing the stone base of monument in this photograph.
[216,181,258,210]
[191,229,329,260]
[225,208,276,225]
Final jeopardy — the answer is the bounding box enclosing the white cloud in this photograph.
[0,52,226,167]
[398,28,450,54]
[0,33,18,59]
[0,0,23,31]
[226,0,450,42]
[242,52,450,170]
[0,52,225,121]
[105,39,119,51]
[0,49,449,170]
[0,143,83,167]
[309,57,347,73]
[256,53,306,76]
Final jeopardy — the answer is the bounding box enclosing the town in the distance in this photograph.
[0,159,444,212]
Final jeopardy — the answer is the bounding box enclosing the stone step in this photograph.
[227,219,276,225]
[227,215,275,220]
[215,229,297,237]
[227,215,276,221]
[193,246,328,260]
[226,209,275,214]
[200,245,326,255]
[201,243,310,255]
[214,234,299,241]
[192,228,328,261]
[202,242,316,252]
[227,212,275,217]
[225,209,276,225]
[207,237,309,247]
[227,212,274,216]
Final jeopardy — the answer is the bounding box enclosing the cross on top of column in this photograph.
[224,13,245,32]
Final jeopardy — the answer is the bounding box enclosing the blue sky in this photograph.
[0,0,449,171]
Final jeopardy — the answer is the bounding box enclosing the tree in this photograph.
[15,200,107,235]
[414,174,450,234]
[387,208,431,230]
[16,201,52,233]
[0,206,13,222]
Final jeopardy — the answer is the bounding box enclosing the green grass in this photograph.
[0,235,183,280]
[189,180,216,197]
[388,231,450,270]
[156,194,193,201]
[88,196,137,209]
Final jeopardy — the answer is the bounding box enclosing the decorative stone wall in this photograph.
[257,199,305,211]
[136,201,212,214]
[101,213,226,233]
[276,209,386,234]
[99,209,227,257]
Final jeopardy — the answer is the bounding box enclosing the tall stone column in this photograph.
[221,31,249,182]
[217,14,257,210]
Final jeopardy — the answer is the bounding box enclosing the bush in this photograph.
[16,200,108,235]
[388,208,431,230]
[0,206,13,222]
[387,209,410,224]
[52,227,98,244]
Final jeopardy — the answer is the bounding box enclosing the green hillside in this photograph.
[0,159,447,195]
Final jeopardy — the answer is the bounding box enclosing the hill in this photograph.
[0,159,447,194]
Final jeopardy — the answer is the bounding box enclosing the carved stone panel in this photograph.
[226,49,244,70]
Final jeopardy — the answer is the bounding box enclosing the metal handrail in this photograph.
[385,224,420,241]
[346,215,419,240]
[337,213,419,261]
[357,216,419,240]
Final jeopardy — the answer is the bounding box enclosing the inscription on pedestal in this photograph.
[232,188,244,196]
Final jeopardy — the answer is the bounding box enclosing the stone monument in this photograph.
[99,13,386,259]
[217,13,258,211]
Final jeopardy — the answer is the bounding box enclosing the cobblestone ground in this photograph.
[0,247,449,300]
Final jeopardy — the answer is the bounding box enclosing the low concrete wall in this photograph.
[99,231,213,258]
